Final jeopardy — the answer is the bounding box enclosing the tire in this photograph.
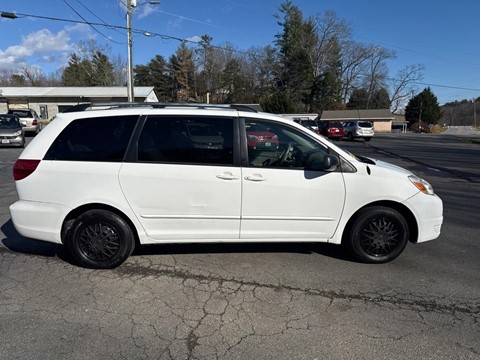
[345,206,408,263]
[65,210,135,269]
[347,132,353,141]
[364,137,371,142]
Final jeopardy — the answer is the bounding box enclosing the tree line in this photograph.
[1,0,438,119]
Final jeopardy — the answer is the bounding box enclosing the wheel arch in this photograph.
[61,203,140,247]
[342,200,419,245]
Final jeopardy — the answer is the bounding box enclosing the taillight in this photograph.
[13,159,41,181]
[32,119,38,126]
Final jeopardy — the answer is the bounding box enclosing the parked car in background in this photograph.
[292,118,320,134]
[343,121,374,141]
[0,114,25,147]
[246,122,280,150]
[7,108,41,135]
[318,120,345,140]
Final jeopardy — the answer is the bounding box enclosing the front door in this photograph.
[241,118,346,240]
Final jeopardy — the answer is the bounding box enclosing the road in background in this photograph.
[1,133,479,359]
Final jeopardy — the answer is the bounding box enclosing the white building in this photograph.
[0,86,158,120]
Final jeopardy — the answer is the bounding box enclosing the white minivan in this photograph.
[10,103,443,268]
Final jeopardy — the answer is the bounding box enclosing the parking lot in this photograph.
[1,133,479,359]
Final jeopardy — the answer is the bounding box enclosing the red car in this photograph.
[318,121,345,140]
[246,123,279,150]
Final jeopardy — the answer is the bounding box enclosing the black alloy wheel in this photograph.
[65,210,135,269]
[346,206,408,263]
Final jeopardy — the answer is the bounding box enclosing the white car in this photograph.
[7,108,41,135]
[343,120,374,141]
[10,103,443,268]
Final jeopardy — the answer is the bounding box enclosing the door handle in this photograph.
[216,172,239,180]
[244,175,267,182]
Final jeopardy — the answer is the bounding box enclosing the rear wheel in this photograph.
[347,132,353,141]
[65,210,135,269]
[345,206,408,263]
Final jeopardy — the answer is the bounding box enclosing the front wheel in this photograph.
[345,206,408,263]
[65,210,135,269]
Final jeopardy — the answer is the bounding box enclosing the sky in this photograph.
[1,0,479,104]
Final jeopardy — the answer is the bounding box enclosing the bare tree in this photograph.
[339,41,371,103]
[111,54,127,86]
[389,64,425,113]
[361,45,395,108]
[312,10,352,77]
[21,66,46,86]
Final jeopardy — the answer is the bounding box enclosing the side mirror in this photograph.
[323,154,340,172]
[306,152,340,172]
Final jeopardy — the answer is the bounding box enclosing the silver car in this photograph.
[343,121,374,141]
[0,114,26,147]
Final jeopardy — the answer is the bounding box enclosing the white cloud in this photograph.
[185,36,202,44]
[136,4,160,19]
[0,28,72,72]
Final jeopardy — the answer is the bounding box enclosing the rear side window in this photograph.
[44,115,138,161]
[138,116,234,165]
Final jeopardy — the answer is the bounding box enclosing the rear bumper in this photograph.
[22,125,38,133]
[9,200,69,244]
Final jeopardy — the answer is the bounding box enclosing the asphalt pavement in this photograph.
[0,133,479,360]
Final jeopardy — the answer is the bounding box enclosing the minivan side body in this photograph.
[10,105,443,268]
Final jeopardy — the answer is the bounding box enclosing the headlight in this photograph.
[409,175,434,195]
[13,130,22,136]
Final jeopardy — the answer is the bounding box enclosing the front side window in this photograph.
[138,116,234,165]
[245,119,329,170]
[44,115,138,161]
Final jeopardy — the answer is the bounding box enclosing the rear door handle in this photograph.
[216,172,239,180]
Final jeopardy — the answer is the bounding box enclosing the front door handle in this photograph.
[244,174,267,182]
[216,172,239,180]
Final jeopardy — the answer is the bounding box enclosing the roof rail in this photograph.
[60,102,259,113]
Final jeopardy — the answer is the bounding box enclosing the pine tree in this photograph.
[134,55,173,102]
[91,52,114,86]
[405,87,442,127]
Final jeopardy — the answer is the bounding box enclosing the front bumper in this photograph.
[0,134,24,146]
[404,192,443,243]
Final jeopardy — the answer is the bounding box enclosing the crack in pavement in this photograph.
[114,262,480,317]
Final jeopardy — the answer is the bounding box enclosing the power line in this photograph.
[62,0,124,44]
[2,9,480,94]
[73,0,125,38]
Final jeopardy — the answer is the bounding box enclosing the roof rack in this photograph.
[60,102,259,113]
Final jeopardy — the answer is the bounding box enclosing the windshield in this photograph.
[0,116,21,129]
[358,121,373,128]
[8,110,32,118]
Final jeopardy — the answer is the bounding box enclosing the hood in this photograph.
[367,158,413,176]
[0,127,22,135]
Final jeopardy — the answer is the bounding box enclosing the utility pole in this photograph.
[474,98,477,129]
[126,0,135,102]
[418,100,422,133]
